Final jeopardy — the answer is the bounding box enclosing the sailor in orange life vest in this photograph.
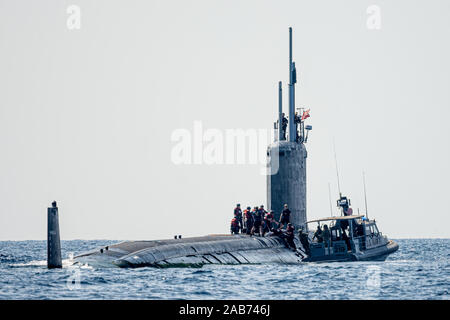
[233,204,243,233]
[262,210,276,237]
[230,217,240,234]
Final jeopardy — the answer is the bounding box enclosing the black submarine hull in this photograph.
[73,234,304,268]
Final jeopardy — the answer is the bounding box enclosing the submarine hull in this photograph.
[73,234,304,268]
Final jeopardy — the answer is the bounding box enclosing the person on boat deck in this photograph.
[243,206,253,235]
[313,225,323,243]
[341,228,351,251]
[343,206,353,216]
[323,224,331,248]
[349,219,361,237]
[340,219,349,231]
[355,221,364,237]
[299,228,311,256]
[230,217,240,235]
[279,204,291,229]
[234,204,243,233]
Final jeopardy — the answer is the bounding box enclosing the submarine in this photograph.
[69,28,398,268]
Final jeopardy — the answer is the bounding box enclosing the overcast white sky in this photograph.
[1,0,449,240]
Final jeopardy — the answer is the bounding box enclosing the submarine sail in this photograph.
[267,27,308,229]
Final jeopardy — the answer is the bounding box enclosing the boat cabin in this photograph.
[304,215,389,261]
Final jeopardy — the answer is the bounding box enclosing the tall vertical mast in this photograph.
[363,171,369,219]
[288,27,296,142]
[278,81,283,141]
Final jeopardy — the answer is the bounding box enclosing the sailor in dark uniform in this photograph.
[281,113,288,140]
[298,228,311,256]
[323,224,331,248]
[279,204,291,229]
[313,225,323,243]
[285,223,296,250]
[233,204,243,233]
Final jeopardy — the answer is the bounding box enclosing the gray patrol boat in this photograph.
[302,196,398,263]
[303,214,399,262]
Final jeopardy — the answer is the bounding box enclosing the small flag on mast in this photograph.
[301,109,310,121]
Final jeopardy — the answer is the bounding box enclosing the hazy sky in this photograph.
[1,0,449,240]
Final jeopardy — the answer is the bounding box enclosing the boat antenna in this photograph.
[333,139,341,196]
[363,171,369,219]
[328,183,333,216]
[278,81,283,141]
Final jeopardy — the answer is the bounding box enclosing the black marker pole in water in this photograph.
[47,201,62,268]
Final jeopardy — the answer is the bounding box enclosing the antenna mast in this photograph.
[363,171,369,219]
[328,183,333,216]
[333,139,341,196]
[278,81,283,141]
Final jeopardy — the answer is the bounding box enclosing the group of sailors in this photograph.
[227,195,373,258]
[310,217,368,251]
[230,203,292,235]
[280,110,310,142]
[230,203,300,253]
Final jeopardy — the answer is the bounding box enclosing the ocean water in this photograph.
[0,239,448,300]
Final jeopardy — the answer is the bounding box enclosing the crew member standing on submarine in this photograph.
[281,113,288,140]
[234,204,243,233]
[279,204,291,229]
[258,205,267,234]
[258,205,267,217]
[294,112,301,142]
[252,206,263,236]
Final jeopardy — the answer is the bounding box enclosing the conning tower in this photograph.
[267,27,311,229]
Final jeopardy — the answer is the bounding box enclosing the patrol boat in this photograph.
[302,195,399,262]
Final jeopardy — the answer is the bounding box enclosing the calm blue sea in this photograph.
[0,239,448,300]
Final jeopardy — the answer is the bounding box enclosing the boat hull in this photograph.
[302,240,399,263]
